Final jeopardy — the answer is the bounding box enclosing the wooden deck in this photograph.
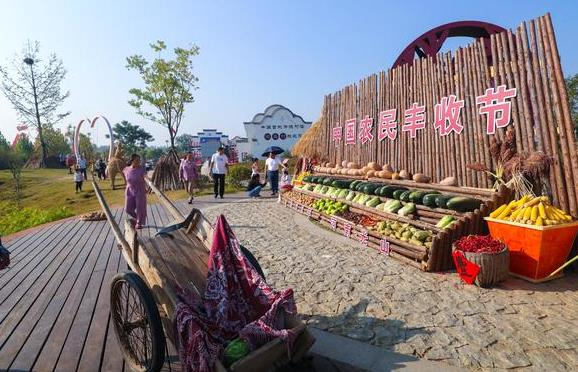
[0,198,359,372]
[0,201,190,372]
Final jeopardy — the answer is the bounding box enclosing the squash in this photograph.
[382,164,394,173]
[380,170,393,179]
[391,172,400,180]
[446,197,483,212]
[326,162,335,168]
[367,170,376,178]
[413,173,431,183]
[341,160,348,168]
[367,162,381,171]
[435,195,454,209]
[399,170,411,180]
[347,162,360,169]
[440,176,457,186]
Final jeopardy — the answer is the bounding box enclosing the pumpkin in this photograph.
[367,162,381,171]
[326,162,335,168]
[399,170,411,180]
[347,162,360,169]
[413,173,431,183]
[341,160,348,168]
[382,164,394,173]
[367,170,376,178]
[380,171,393,179]
[391,172,400,180]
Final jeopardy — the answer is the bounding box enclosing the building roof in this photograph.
[244,104,311,125]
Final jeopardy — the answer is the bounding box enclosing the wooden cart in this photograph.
[92,179,314,372]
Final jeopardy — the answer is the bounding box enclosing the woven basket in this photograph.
[453,245,510,287]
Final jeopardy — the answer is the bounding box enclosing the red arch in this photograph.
[392,21,506,68]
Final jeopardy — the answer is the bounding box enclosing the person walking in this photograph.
[264,152,285,196]
[209,146,229,199]
[123,154,148,229]
[77,155,87,180]
[179,152,198,204]
[98,158,107,180]
[73,167,84,193]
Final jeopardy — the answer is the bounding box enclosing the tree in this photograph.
[0,131,10,169]
[566,74,578,138]
[175,133,195,152]
[113,120,154,154]
[143,146,166,161]
[126,40,199,153]
[78,133,95,162]
[14,134,34,160]
[36,126,70,157]
[0,41,70,167]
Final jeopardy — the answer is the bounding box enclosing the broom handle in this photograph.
[548,254,578,277]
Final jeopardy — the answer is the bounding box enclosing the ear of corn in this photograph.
[489,194,574,226]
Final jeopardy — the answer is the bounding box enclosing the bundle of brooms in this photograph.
[150,150,182,191]
[467,128,552,198]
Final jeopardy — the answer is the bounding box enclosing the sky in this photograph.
[0,0,577,147]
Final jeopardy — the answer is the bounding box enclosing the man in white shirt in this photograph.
[209,146,229,198]
[264,152,286,196]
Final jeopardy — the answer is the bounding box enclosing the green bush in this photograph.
[228,163,252,188]
[0,206,74,236]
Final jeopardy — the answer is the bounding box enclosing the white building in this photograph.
[190,129,229,160]
[229,136,252,161]
[243,104,311,158]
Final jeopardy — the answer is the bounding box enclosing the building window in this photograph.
[252,138,257,142]
[266,126,271,129]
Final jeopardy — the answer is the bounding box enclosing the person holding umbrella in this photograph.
[262,146,285,196]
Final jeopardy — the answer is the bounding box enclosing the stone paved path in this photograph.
[200,196,578,371]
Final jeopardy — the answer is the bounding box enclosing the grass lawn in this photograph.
[0,168,240,236]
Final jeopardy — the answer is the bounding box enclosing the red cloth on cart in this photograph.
[175,215,297,372]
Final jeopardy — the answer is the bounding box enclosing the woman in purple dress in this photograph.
[179,151,198,204]
[123,154,147,229]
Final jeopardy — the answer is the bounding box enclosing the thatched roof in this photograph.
[292,118,323,158]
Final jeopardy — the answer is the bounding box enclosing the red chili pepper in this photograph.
[455,235,504,254]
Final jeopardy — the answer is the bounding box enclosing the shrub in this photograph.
[228,163,252,188]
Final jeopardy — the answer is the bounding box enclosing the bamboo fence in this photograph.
[293,13,578,216]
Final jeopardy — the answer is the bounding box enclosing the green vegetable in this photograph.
[412,230,430,242]
[366,196,381,208]
[346,191,356,201]
[400,190,413,202]
[322,177,334,186]
[397,202,416,216]
[422,193,441,207]
[349,180,361,190]
[446,197,483,212]
[224,338,250,367]
[436,215,456,228]
[363,183,381,195]
[384,200,403,213]
[409,191,428,204]
[392,189,406,200]
[409,238,425,247]
[435,194,454,209]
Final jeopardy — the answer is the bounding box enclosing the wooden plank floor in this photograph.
[0,197,358,372]
[0,201,189,372]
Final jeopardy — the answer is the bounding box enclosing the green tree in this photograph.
[0,131,10,169]
[113,120,154,154]
[0,145,27,205]
[36,126,70,157]
[175,133,195,152]
[566,74,578,137]
[0,41,70,167]
[78,133,95,162]
[143,146,166,161]
[126,40,199,153]
[14,134,34,160]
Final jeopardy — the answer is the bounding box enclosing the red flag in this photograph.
[452,250,480,285]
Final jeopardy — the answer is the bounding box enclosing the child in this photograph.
[246,173,266,198]
[74,167,84,193]
[123,154,147,229]
[251,158,260,177]
[278,168,293,202]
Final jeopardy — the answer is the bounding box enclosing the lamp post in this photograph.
[23,56,47,167]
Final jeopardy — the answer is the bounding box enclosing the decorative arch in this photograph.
[392,21,506,68]
[73,114,115,161]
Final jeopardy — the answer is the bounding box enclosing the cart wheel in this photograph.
[110,272,165,372]
[240,245,266,281]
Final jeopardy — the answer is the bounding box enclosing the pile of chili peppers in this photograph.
[454,235,505,254]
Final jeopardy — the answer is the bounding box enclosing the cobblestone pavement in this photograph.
[199,196,578,371]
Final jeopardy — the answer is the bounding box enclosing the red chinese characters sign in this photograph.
[337,84,517,145]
